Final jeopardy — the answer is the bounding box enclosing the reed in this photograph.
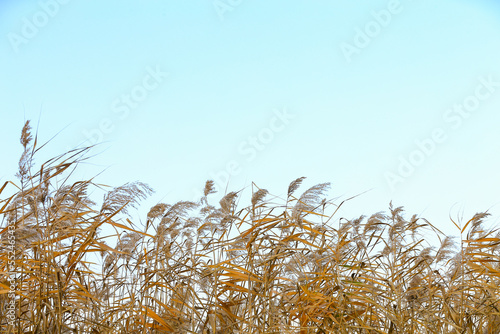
[1,121,499,333]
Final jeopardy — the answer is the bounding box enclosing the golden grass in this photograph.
[1,121,500,333]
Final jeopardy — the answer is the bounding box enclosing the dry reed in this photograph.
[1,121,500,333]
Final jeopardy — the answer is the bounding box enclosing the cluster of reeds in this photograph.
[1,121,500,333]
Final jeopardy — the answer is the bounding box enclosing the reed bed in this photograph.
[1,121,500,333]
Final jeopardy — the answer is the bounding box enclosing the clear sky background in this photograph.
[1,0,500,240]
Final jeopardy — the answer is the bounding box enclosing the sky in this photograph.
[1,0,500,240]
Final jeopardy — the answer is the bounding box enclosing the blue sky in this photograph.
[2,0,500,238]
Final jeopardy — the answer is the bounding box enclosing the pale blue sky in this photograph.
[2,0,500,238]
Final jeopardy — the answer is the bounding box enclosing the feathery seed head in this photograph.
[251,188,268,207]
[287,177,306,198]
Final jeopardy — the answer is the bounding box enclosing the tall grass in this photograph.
[1,121,500,333]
